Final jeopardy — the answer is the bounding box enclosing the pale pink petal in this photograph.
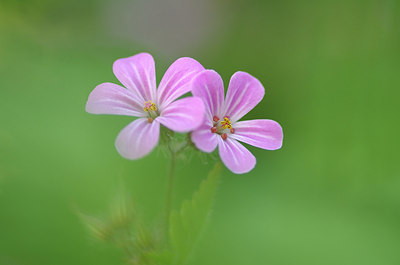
[191,70,225,120]
[115,118,160,160]
[231,119,283,150]
[113,53,157,102]
[157,57,205,108]
[156,97,205,132]
[85,83,145,117]
[218,138,256,174]
[191,123,218,153]
[223,71,265,122]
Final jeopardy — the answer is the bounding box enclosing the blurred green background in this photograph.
[1,0,400,264]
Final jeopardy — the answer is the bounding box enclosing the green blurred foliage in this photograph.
[0,0,399,265]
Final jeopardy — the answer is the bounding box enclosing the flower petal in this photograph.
[113,53,157,102]
[156,97,205,132]
[157,57,205,108]
[191,70,225,120]
[191,123,218,153]
[223,71,265,122]
[85,82,144,117]
[115,118,160,160]
[231,119,283,150]
[218,138,256,174]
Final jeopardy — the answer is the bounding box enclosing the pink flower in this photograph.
[86,53,205,159]
[191,70,283,174]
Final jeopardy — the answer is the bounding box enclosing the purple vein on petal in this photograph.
[159,70,198,107]
[224,82,250,120]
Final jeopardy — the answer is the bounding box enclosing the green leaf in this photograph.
[169,162,222,265]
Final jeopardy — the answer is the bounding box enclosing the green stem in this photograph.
[164,150,177,237]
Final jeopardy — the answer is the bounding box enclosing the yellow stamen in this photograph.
[220,117,232,129]
[143,100,157,112]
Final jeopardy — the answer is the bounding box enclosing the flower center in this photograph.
[210,115,235,140]
[220,117,232,130]
[144,100,159,122]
